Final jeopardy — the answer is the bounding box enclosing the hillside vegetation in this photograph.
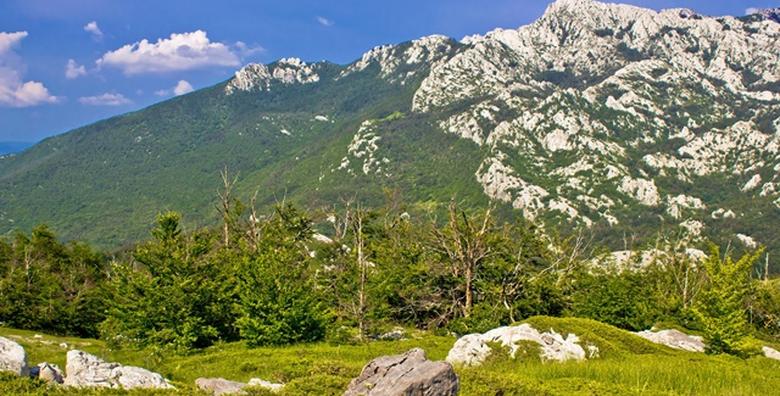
[1,0,779,267]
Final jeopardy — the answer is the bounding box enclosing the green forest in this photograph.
[2,171,778,352]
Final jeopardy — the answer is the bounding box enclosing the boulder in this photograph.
[344,348,459,396]
[763,346,780,361]
[114,365,173,389]
[446,324,592,366]
[634,329,705,353]
[377,327,406,341]
[31,362,64,384]
[248,378,284,393]
[196,377,249,395]
[64,350,172,389]
[0,336,28,376]
[444,334,492,367]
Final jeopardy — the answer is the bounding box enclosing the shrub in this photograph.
[693,246,763,357]
[569,270,661,331]
[235,205,328,347]
[100,212,232,352]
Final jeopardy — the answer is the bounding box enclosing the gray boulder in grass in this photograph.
[64,350,173,389]
[0,336,28,376]
[763,346,780,361]
[31,362,64,384]
[195,377,285,395]
[344,348,459,396]
[634,329,705,353]
[195,377,250,395]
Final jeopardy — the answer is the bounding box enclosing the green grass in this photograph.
[3,317,780,395]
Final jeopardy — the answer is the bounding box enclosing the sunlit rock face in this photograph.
[407,0,780,240]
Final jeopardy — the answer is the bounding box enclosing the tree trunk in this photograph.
[765,253,770,281]
[217,166,238,247]
[464,263,473,318]
[356,211,367,339]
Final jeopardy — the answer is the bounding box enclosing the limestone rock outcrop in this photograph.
[64,350,173,389]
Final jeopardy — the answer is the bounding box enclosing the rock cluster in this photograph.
[446,324,596,366]
[64,350,173,389]
[344,348,459,396]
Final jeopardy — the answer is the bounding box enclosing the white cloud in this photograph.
[84,21,103,40]
[154,80,195,97]
[234,41,265,58]
[173,80,193,95]
[0,31,58,108]
[78,92,131,106]
[0,31,28,54]
[97,30,241,75]
[65,59,87,79]
[0,80,58,107]
[316,16,334,27]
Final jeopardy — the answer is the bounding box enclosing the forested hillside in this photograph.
[1,1,779,266]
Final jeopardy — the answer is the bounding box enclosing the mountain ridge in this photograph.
[1,0,778,262]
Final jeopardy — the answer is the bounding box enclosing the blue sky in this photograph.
[0,0,772,142]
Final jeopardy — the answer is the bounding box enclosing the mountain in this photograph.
[0,142,33,156]
[1,0,779,261]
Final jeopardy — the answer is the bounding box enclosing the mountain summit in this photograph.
[1,0,778,257]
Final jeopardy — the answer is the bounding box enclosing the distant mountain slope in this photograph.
[1,0,779,262]
[0,142,33,156]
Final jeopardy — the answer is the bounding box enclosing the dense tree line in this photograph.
[1,183,779,357]
[0,226,107,337]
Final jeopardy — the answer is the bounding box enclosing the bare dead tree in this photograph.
[651,231,706,310]
[24,245,32,289]
[432,200,494,318]
[540,229,593,285]
[765,253,770,282]
[216,166,239,246]
[246,190,262,251]
[353,205,368,339]
[331,198,354,242]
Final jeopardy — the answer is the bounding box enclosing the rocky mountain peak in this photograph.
[406,0,780,241]
[339,34,457,83]
[225,58,320,94]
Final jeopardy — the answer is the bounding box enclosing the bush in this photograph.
[751,280,780,338]
[569,270,662,331]
[693,246,763,357]
[235,205,328,347]
[100,212,233,352]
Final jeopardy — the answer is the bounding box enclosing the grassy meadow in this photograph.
[2,317,780,395]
